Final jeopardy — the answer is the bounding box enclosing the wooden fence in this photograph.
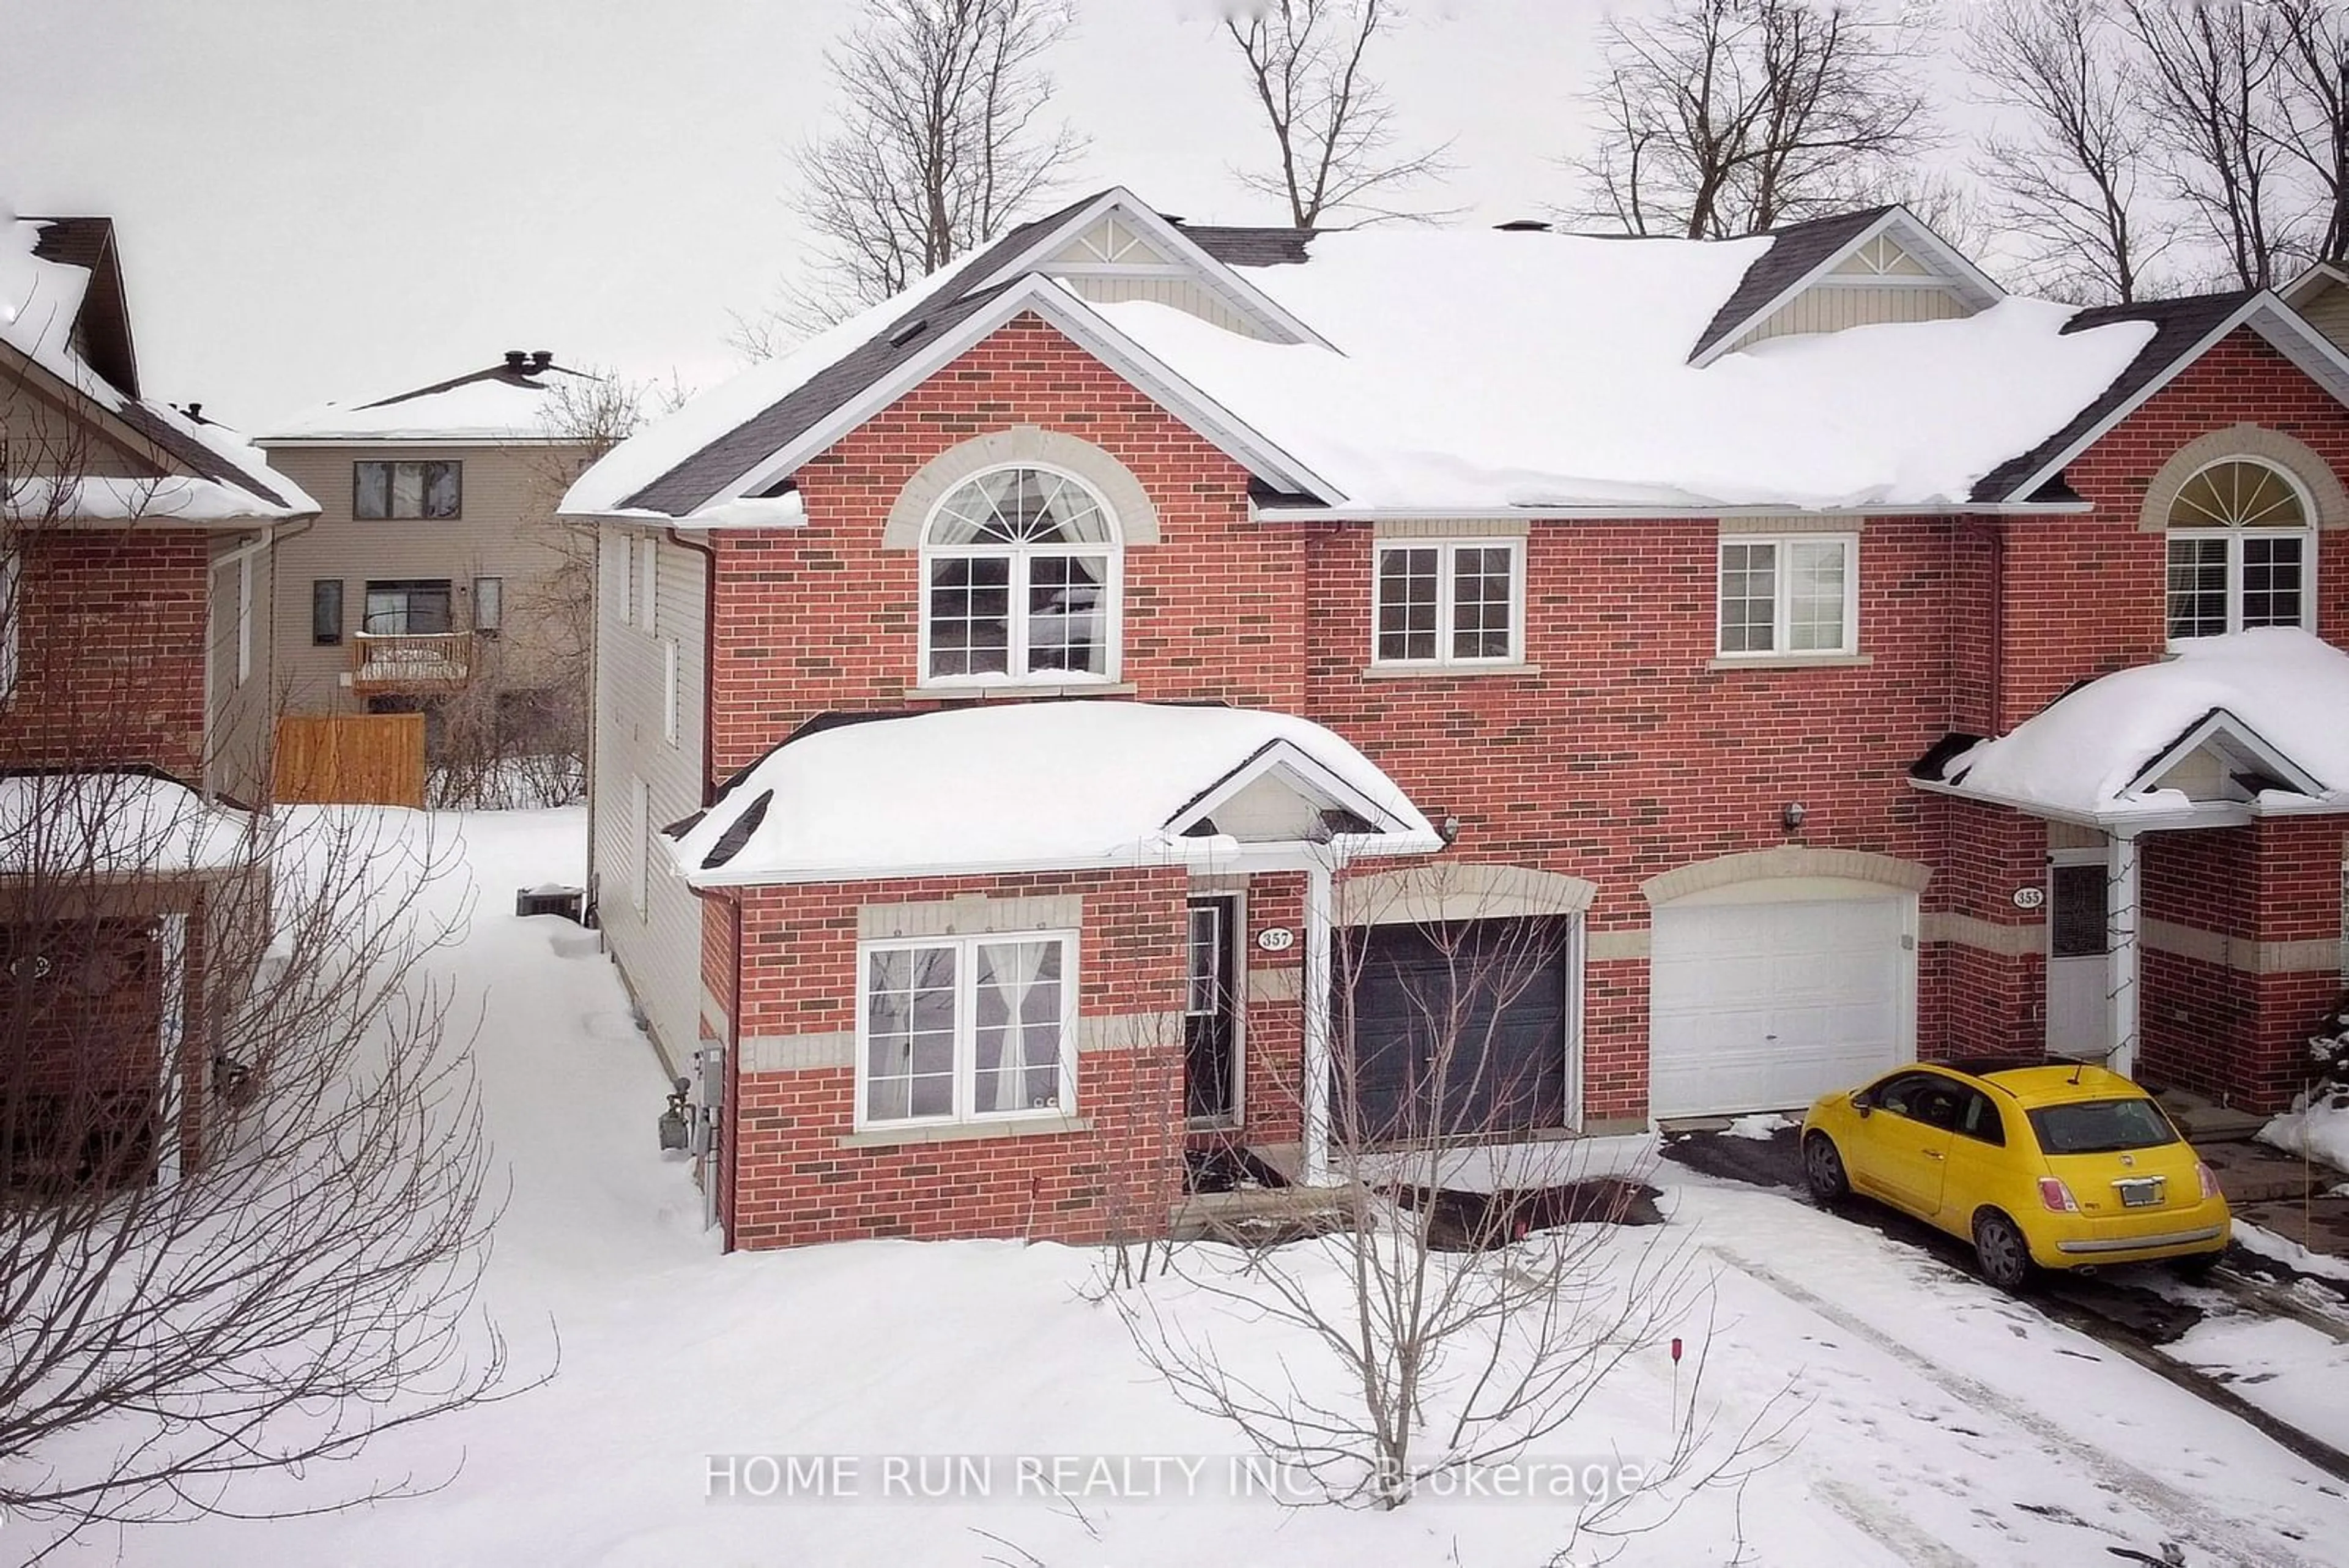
[273,714,428,809]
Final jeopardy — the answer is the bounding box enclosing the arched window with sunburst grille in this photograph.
[921,466,1120,683]
[2164,458,2315,642]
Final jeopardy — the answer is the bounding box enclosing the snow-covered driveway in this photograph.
[40,809,2349,1567]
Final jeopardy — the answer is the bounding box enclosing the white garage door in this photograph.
[1649,896,1912,1119]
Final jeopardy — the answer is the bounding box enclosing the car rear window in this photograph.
[2025,1098,2181,1156]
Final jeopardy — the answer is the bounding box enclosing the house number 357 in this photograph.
[1255,927,1297,953]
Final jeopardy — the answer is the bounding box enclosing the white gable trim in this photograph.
[1690,206,2005,369]
[2282,262,2349,308]
[1995,293,2349,505]
[713,273,1344,509]
[2125,707,2329,800]
[1164,738,1422,841]
[970,188,1336,351]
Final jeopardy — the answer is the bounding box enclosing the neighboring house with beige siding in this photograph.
[587,526,705,1071]
[256,354,597,742]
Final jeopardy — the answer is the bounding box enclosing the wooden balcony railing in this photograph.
[349,631,475,695]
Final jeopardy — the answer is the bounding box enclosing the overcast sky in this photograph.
[0,1,1983,432]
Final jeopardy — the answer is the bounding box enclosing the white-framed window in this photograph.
[661,638,680,745]
[609,534,633,626]
[2165,458,2315,643]
[1371,538,1524,666]
[640,537,658,637]
[920,466,1119,685]
[473,575,503,637]
[857,932,1077,1126]
[1716,534,1858,656]
[1,549,20,702]
[629,774,650,913]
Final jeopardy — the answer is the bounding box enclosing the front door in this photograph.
[1184,898,1239,1124]
[2046,854,2110,1060]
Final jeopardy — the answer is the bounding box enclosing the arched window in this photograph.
[922,466,1119,683]
[2165,458,2315,642]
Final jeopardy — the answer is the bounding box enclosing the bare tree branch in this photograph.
[1567,0,1935,239]
[2123,0,2296,288]
[1220,0,1454,228]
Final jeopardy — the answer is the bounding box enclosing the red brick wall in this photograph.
[1,529,210,779]
[701,313,1306,783]
[722,867,1187,1249]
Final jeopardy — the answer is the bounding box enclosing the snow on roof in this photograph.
[265,360,603,444]
[671,701,1441,885]
[1934,630,2349,820]
[0,772,258,879]
[1,207,314,521]
[1090,229,2157,512]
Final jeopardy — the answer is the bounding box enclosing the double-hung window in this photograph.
[922,467,1118,684]
[1371,538,1523,666]
[2165,459,2314,643]
[859,933,1076,1126]
[354,460,461,519]
[1716,534,1858,657]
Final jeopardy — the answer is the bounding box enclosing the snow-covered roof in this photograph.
[670,701,1442,886]
[562,187,2342,525]
[0,772,258,879]
[264,355,603,444]
[1921,630,2349,826]
[2,207,316,522]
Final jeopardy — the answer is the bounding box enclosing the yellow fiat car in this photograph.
[1800,1061,2230,1290]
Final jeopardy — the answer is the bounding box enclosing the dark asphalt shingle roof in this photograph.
[1969,291,2255,503]
[622,190,1114,515]
[358,357,598,411]
[1687,207,1894,363]
[1183,226,1315,267]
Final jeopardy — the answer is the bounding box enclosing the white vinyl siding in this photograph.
[639,538,658,637]
[592,527,707,1068]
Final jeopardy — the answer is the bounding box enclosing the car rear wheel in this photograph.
[1803,1133,1850,1203]
[1973,1209,2033,1291]
[2173,1249,2224,1282]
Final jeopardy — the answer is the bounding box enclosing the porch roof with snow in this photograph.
[562,188,2349,526]
[667,702,1443,888]
[0,771,258,881]
[1911,630,2349,830]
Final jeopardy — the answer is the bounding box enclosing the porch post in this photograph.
[1301,860,1335,1187]
[2107,831,2140,1079]
[156,912,188,1188]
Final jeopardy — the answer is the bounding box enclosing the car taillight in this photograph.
[2038,1177,2080,1213]
[2197,1162,2221,1200]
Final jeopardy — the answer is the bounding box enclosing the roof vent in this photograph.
[504,350,529,370]
[530,349,553,372]
[886,318,928,347]
[1495,220,1551,233]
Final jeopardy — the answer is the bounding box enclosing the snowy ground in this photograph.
[36,809,2349,1566]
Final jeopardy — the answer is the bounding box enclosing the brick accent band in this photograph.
[881,425,1162,549]
[1641,846,1934,906]
[1338,862,1598,925]
[2136,423,2348,532]
[1924,911,2045,957]
[2143,917,2345,975]
[858,893,1083,939]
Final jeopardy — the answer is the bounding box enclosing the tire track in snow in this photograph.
[1811,1475,1980,1567]
[1705,1243,2325,1568]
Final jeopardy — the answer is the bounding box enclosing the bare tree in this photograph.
[1570,0,1935,239]
[756,0,1085,346]
[2270,0,2349,265]
[1111,863,1793,1529]
[2123,0,2295,287]
[1965,0,2169,303]
[0,377,525,1553]
[1219,0,1452,228]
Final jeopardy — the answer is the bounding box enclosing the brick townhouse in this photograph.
[1,209,316,1180]
[565,188,2349,1250]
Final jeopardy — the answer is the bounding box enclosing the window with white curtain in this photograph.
[858,933,1076,1125]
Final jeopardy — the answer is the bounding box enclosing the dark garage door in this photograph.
[1340,918,1572,1143]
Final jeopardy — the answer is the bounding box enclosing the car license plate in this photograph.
[2116,1177,2166,1208]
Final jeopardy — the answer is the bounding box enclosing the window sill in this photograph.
[840,1113,1092,1149]
[1360,662,1542,680]
[906,681,1137,700]
[1707,652,1872,671]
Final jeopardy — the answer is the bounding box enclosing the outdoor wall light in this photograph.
[1439,814,1462,845]
[1781,802,1808,833]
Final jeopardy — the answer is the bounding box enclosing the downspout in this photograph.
[2108,830,2141,1079]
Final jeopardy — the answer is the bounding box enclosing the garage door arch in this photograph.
[1646,849,1927,1120]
